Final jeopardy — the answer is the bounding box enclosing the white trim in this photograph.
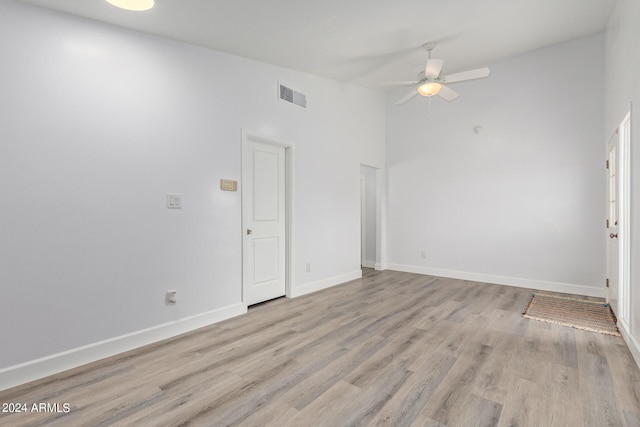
[619,322,640,370]
[374,263,384,271]
[290,270,362,298]
[376,168,387,270]
[0,303,246,392]
[360,174,367,267]
[619,108,631,325]
[385,263,606,298]
[360,164,383,274]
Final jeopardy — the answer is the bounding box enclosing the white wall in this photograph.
[3,0,632,392]
[385,34,606,296]
[0,1,385,388]
[605,0,640,367]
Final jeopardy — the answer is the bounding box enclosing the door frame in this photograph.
[241,130,295,306]
[618,109,631,330]
[360,173,367,267]
[360,164,384,270]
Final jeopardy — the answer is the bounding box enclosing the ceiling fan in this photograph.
[389,42,490,105]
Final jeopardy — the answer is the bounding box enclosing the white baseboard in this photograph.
[361,260,375,268]
[385,263,606,298]
[619,322,640,370]
[290,270,362,298]
[0,303,246,392]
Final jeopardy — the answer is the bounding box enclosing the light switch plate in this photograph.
[166,193,182,209]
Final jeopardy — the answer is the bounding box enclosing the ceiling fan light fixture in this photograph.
[105,0,155,11]
[418,82,441,97]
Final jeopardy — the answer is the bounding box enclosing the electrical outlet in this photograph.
[166,290,177,305]
[306,263,311,273]
[420,251,427,259]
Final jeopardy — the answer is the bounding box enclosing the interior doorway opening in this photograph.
[360,164,381,270]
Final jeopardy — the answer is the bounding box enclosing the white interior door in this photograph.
[606,133,619,311]
[242,140,286,305]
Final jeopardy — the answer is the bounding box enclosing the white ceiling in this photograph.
[20,0,616,88]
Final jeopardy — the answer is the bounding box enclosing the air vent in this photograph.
[279,83,307,109]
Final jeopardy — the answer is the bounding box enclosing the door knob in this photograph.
[247,229,253,235]
[609,233,618,239]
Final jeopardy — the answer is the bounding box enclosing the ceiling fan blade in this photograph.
[442,67,490,83]
[437,85,459,101]
[425,59,444,78]
[377,80,419,87]
[394,90,419,105]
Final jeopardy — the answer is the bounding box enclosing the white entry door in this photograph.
[606,133,619,311]
[242,138,286,305]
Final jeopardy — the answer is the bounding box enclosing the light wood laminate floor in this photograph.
[2,269,640,426]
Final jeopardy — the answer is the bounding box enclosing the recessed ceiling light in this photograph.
[105,0,155,12]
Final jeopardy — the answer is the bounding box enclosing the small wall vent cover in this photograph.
[279,83,307,109]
